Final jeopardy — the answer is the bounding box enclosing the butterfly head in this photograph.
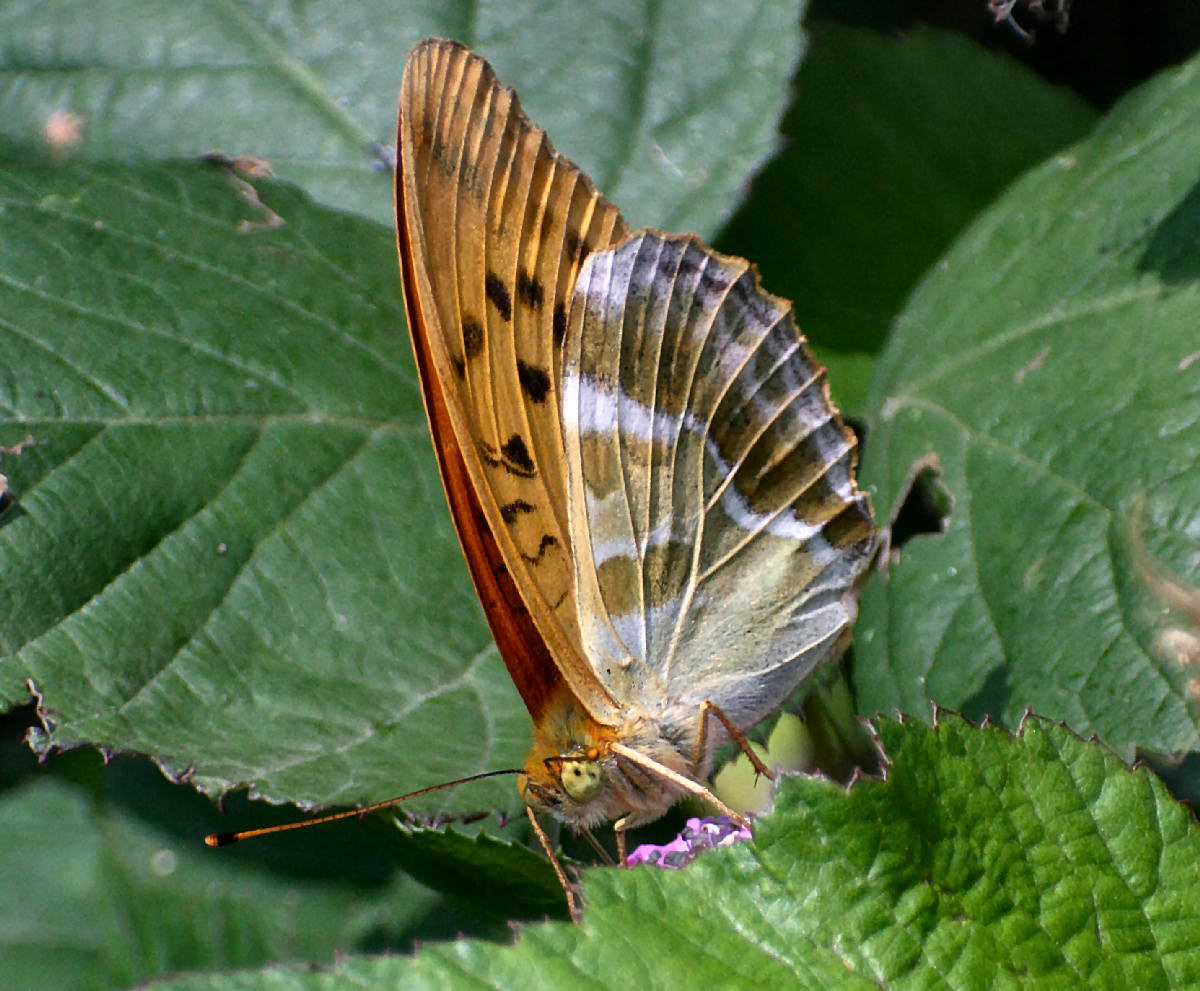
[519,745,610,826]
[517,695,702,829]
[516,693,634,827]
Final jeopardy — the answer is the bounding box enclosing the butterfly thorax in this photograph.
[518,690,706,830]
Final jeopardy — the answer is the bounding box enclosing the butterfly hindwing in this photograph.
[397,39,631,724]
[562,232,876,733]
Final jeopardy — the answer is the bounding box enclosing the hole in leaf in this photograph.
[888,461,952,551]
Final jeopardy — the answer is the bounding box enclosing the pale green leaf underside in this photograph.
[0,0,804,235]
[0,159,531,813]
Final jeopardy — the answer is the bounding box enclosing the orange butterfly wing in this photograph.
[395,39,629,727]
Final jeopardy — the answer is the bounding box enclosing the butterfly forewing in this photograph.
[397,39,630,725]
[563,232,876,733]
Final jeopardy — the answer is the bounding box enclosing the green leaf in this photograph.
[137,717,1200,989]
[0,157,532,815]
[373,820,568,922]
[811,346,876,421]
[717,24,1097,355]
[855,43,1200,757]
[0,774,444,991]
[0,0,805,235]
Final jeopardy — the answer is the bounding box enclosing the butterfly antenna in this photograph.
[204,768,522,847]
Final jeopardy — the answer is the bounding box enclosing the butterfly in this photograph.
[395,38,876,908]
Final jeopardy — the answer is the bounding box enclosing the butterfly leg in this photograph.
[692,699,774,781]
[614,816,630,866]
[580,826,616,866]
[609,740,751,829]
[526,805,581,922]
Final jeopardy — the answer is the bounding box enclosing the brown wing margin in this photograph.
[395,54,568,726]
[400,278,570,725]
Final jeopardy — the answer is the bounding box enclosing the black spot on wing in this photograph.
[462,315,485,359]
[517,361,551,403]
[450,353,466,378]
[429,131,454,177]
[429,133,482,197]
[516,270,544,310]
[501,499,536,524]
[481,436,537,478]
[485,272,513,321]
[553,301,567,347]
[459,161,484,200]
[501,434,535,475]
[521,534,558,565]
[565,228,585,262]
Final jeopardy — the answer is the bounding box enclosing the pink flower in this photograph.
[626,816,752,869]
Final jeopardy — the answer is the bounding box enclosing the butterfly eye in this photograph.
[519,772,558,812]
[557,758,604,804]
